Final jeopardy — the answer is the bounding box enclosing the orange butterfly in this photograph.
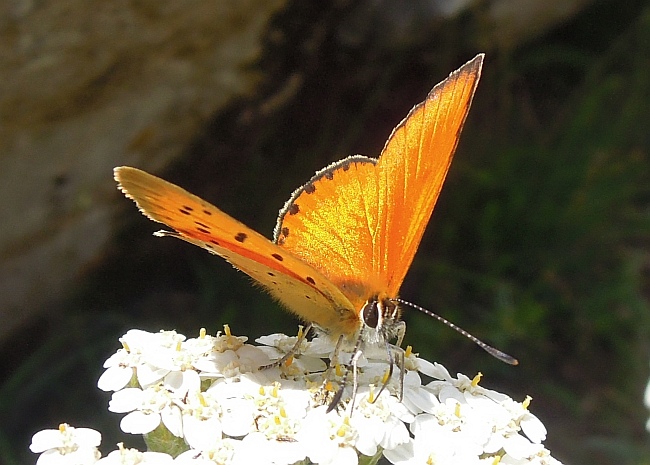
[115,54,516,376]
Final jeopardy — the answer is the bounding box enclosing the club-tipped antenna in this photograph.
[395,299,518,365]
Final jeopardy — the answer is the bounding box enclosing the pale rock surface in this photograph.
[0,0,285,339]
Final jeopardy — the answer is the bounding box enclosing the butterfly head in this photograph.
[359,294,404,346]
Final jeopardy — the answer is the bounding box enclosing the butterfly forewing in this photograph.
[114,167,359,338]
[274,55,484,301]
[377,55,484,295]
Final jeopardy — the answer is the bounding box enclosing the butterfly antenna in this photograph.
[396,299,519,365]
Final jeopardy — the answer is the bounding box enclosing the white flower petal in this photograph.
[98,366,133,392]
[73,428,102,448]
[232,434,279,465]
[183,414,223,451]
[165,370,201,397]
[304,336,336,357]
[383,438,415,464]
[521,413,547,443]
[330,445,358,465]
[405,385,440,413]
[161,405,184,438]
[220,397,255,437]
[438,384,465,404]
[98,448,174,464]
[30,430,66,453]
[502,434,536,460]
[380,416,410,450]
[429,362,453,380]
[413,356,439,378]
[136,364,170,388]
[120,410,161,434]
[37,447,100,465]
[108,388,143,413]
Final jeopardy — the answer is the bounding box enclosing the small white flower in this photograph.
[175,437,240,464]
[255,329,333,373]
[401,370,440,415]
[207,375,262,437]
[30,424,101,465]
[257,328,334,354]
[233,432,306,465]
[109,386,183,436]
[428,365,509,403]
[98,350,138,392]
[165,369,202,400]
[386,411,483,465]
[193,331,271,380]
[500,433,541,461]
[350,388,410,456]
[181,390,223,451]
[97,443,174,464]
[299,406,359,465]
[98,329,187,392]
[503,396,548,443]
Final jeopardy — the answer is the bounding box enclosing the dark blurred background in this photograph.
[2,0,649,464]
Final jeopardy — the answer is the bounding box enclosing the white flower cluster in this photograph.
[30,326,562,465]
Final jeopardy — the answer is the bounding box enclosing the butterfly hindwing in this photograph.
[274,155,382,308]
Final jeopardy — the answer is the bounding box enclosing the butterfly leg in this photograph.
[394,344,405,402]
[373,340,395,402]
[259,323,313,371]
[347,347,363,413]
[394,320,406,401]
[319,334,344,409]
[395,320,406,347]
[326,329,365,413]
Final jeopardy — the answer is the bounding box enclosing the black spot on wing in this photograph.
[272,253,284,261]
[304,183,316,194]
[197,227,210,234]
[306,276,315,285]
[235,232,248,243]
[288,204,299,215]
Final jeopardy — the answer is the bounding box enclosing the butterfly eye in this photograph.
[361,300,380,329]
